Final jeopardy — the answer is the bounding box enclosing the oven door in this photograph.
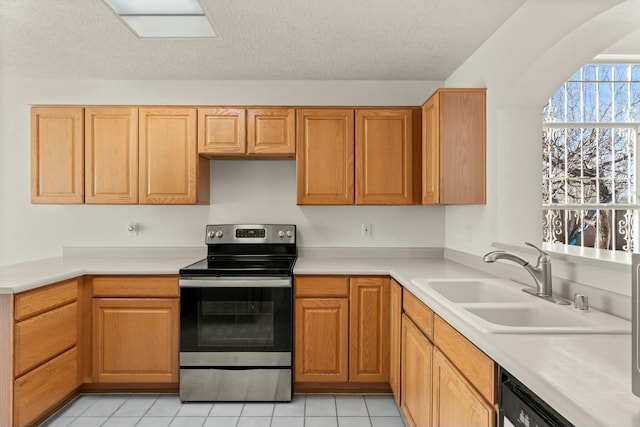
[179,277,292,357]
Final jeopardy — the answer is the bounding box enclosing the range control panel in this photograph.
[206,224,296,244]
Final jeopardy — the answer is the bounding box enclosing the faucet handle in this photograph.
[525,242,549,258]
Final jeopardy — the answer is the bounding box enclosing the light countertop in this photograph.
[1,248,638,426]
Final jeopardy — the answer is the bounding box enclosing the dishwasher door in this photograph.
[499,368,574,427]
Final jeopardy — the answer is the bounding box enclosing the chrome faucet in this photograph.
[483,242,569,305]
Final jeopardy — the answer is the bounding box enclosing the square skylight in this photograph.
[103,0,217,39]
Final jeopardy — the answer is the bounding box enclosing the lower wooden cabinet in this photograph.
[401,314,433,427]
[91,276,179,384]
[11,278,81,427]
[294,275,390,390]
[432,349,495,427]
[389,279,402,405]
[349,277,390,383]
[397,289,497,427]
[14,301,78,377]
[294,297,349,382]
[2,275,180,427]
[14,347,79,427]
[92,298,179,383]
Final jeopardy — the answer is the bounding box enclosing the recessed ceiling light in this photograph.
[103,0,217,39]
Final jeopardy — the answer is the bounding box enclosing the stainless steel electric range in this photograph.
[178,224,296,402]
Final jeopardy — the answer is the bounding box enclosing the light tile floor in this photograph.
[40,394,407,427]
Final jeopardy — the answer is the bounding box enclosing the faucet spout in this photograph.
[482,250,529,267]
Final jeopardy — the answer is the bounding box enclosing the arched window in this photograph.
[542,64,640,252]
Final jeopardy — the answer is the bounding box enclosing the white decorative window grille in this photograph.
[542,64,640,252]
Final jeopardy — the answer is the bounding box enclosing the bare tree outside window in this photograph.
[542,64,640,252]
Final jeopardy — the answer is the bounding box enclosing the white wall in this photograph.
[444,0,640,295]
[0,79,444,266]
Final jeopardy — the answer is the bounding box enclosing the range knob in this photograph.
[215,230,223,238]
[278,230,285,238]
[207,231,215,238]
[286,230,293,238]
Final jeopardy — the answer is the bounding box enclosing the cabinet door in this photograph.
[356,109,419,205]
[422,95,440,205]
[139,107,203,204]
[297,109,354,205]
[248,108,296,156]
[85,107,138,204]
[198,108,246,155]
[422,89,486,205]
[294,298,349,383]
[93,298,179,383]
[31,106,84,204]
[401,314,433,427]
[349,277,390,383]
[439,89,486,205]
[389,279,402,405]
[432,349,495,427]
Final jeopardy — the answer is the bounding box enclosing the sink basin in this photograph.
[411,277,631,334]
[462,304,631,334]
[426,279,526,303]
[466,306,597,328]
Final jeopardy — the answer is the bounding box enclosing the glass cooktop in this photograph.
[179,256,296,277]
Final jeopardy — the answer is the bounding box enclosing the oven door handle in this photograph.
[179,277,292,288]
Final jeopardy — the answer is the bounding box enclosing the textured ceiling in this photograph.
[0,0,526,80]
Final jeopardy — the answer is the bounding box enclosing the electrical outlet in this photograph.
[362,223,372,238]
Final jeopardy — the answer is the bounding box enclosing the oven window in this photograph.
[180,286,292,353]
[198,300,275,347]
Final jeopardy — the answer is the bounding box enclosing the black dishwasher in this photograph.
[499,367,574,427]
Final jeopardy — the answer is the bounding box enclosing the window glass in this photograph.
[542,64,640,252]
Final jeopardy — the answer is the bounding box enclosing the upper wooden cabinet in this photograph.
[198,107,295,158]
[32,105,208,205]
[422,88,486,205]
[198,108,246,155]
[297,109,355,205]
[31,107,84,204]
[297,108,420,205]
[356,109,421,205]
[85,107,138,204]
[248,108,296,155]
[139,107,209,204]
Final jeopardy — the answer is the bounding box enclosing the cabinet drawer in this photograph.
[433,315,496,404]
[295,276,349,297]
[92,276,179,297]
[14,346,79,427]
[14,301,78,377]
[403,289,434,340]
[15,279,78,321]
